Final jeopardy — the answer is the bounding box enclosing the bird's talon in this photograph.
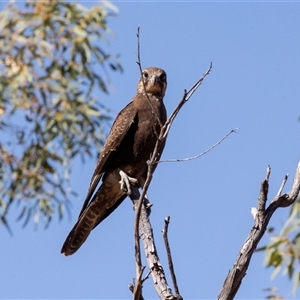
[119,170,138,195]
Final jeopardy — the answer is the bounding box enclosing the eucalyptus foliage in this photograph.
[257,198,300,297]
[0,0,122,231]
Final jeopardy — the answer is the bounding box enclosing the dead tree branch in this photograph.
[132,27,212,300]
[161,62,212,141]
[133,28,300,300]
[162,216,182,299]
[218,161,300,300]
[130,188,176,300]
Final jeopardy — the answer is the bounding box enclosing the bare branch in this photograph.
[136,26,142,70]
[129,279,145,300]
[142,269,152,284]
[218,162,300,300]
[257,169,269,212]
[158,128,238,163]
[129,187,175,300]
[132,27,152,297]
[276,174,288,197]
[266,165,271,181]
[185,61,213,102]
[162,216,182,299]
[290,161,300,200]
[162,64,212,140]
[133,266,145,300]
[133,27,212,300]
[129,181,144,300]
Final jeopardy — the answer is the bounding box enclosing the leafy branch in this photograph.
[0,0,122,229]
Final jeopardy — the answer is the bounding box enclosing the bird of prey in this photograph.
[61,67,167,256]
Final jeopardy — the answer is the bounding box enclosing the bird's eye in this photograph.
[143,71,148,78]
[160,73,166,81]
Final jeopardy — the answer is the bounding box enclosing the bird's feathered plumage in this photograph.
[61,67,167,256]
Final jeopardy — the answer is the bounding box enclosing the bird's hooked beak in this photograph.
[149,75,158,84]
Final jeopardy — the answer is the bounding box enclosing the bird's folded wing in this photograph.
[78,101,138,217]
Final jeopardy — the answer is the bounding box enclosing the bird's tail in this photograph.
[61,202,100,256]
[61,175,127,256]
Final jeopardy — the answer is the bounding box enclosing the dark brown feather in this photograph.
[61,67,167,256]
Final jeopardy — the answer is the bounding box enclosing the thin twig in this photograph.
[257,166,270,212]
[266,165,271,181]
[133,26,165,298]
[133,27,156,294]
[158,128,238,163]
[128,272,145,300]
[185,62,213,102]
[142,269,152,283]
[276,174,289,197]
[130,179,143,300]
[133,266,145,300]
[161,64,212,140]
[162,216,181,298]
[136,26,142,70]
[136,27,163,128]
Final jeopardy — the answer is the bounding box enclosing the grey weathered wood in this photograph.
[218,162,300,300]
[130,188,179,300]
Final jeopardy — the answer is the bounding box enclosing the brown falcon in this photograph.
[61,67,167,256]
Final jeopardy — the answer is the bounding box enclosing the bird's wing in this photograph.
[78,100,138,217]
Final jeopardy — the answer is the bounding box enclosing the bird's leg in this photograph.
[138,178,152,213]
[118,169,139,195]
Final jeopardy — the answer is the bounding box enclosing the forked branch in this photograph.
[218,162,300,300]
[132,27,212,300]
[133,27,300,300]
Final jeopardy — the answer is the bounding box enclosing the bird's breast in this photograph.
[109,95,166,181]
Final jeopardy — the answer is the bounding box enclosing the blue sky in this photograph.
[1,1,300,299]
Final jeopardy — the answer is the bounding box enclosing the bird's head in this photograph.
[137,67,167,98]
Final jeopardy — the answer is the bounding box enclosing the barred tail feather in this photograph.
[61,173,127,256]
[61,204,99,256]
